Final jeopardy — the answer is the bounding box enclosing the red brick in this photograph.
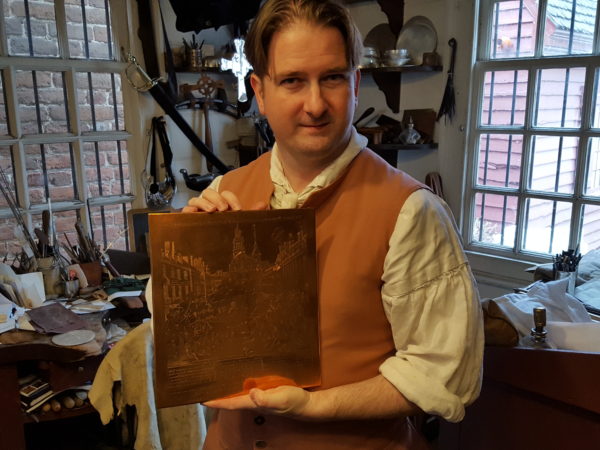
[49,171,74,186]
[50,186,76,201]
[28,2,56,21]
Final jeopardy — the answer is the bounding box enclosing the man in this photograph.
[183,0,484,448]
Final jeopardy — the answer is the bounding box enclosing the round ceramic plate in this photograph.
[364,23,396,56]
[396,16,438,65]
[52,329,95,347]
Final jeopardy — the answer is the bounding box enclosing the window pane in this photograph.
[0,217,22,258]
[534,67,585,128]
[76,72,124,132]
[581,204,600,252]
[489,0,537,59]
[543,0,597,56]
[481,70,528,126]
[66,0,113,60]
[16,70,70,134]
[530,135,578,193]
[586,137,600,196]
[0,146,17,209]
[5,0,59,57]
[84,140,131,197]
[523,198,572,254]
[89,203,130,251]
[0,74,9,135]
[472,192,518,247]
[25,143,77,204]
[477,134,523,188]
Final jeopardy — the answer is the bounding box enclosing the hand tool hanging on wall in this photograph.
[143,116,177,210]
[134,0,230,175]
[178,75,227,192]
[437,38,457,123]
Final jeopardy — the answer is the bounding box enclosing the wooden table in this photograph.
[439,346,600,450]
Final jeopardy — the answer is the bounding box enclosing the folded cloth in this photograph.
[546,321,600,352]
[491,278,592,349]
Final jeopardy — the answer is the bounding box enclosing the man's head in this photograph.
[246,0,362,176]
[245,0,363,79]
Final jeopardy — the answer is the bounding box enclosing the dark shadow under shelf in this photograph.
[371,143,438,167]
[360,66,443,113]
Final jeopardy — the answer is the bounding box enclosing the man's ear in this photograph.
[353,69,361,99]
[250,73,265,114]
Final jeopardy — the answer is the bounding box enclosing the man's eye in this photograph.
[323,74,348,85]
[281,78,300,86]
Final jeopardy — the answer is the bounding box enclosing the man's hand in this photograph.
[182,189,267,213]
[204,386,312,419]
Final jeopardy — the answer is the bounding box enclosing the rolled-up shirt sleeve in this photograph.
[379,189,484,423]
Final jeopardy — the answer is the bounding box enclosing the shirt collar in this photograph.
[269,128,368,208]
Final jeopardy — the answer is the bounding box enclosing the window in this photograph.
[465,0,600,262]
[0,0,135,263]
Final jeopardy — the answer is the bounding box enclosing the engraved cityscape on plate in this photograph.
[149,210,320,408]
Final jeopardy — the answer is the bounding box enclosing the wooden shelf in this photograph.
[360,66,443,114]
[23,403,96,424]
[360,65,442,74]
[372,143,438,151]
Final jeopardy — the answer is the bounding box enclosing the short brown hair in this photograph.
[245,0,363,77]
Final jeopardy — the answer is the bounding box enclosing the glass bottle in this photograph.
[398,117,421,145]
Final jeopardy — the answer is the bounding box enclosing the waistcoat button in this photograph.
[255,440,267,448]
[254,415,266,425]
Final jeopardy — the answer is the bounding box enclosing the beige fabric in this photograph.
[89,322,207,450]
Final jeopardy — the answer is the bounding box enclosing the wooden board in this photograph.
[149,210,320,408]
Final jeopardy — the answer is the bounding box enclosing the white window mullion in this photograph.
[110,0,132,63]
[534,0,547,58]
[54,0,69,59]
[0,0,7,56]
[0,56,126,73]
[3,67,21,138]
[64,68,80,136]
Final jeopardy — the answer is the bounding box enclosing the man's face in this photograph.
[250,22,360,166]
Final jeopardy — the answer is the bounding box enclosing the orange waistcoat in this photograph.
[204,149,429,450]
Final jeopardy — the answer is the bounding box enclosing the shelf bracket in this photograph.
[371,71,401,114]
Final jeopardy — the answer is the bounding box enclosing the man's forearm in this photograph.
[302,374,421,421]
[205,374,421,421]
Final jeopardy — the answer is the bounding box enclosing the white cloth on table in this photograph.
[89,321,207,450]
[491,278,594,349]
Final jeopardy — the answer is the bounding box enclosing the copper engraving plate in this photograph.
[149,210,320,408]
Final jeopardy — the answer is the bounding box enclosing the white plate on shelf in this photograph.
[396,16,438,66]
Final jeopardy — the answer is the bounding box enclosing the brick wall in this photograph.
[0,0,131,262]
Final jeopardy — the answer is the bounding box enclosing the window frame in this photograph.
[463,0,600,272]
[0,0,142,254]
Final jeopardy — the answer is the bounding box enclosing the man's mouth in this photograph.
[301,122,328,129]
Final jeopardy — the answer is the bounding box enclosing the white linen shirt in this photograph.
[203,128,484,422]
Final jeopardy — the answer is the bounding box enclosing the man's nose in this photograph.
[304,83,327,118]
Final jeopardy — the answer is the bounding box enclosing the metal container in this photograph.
[187,49,203,71]
[359,46,379,68]
[384,49,410,67]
